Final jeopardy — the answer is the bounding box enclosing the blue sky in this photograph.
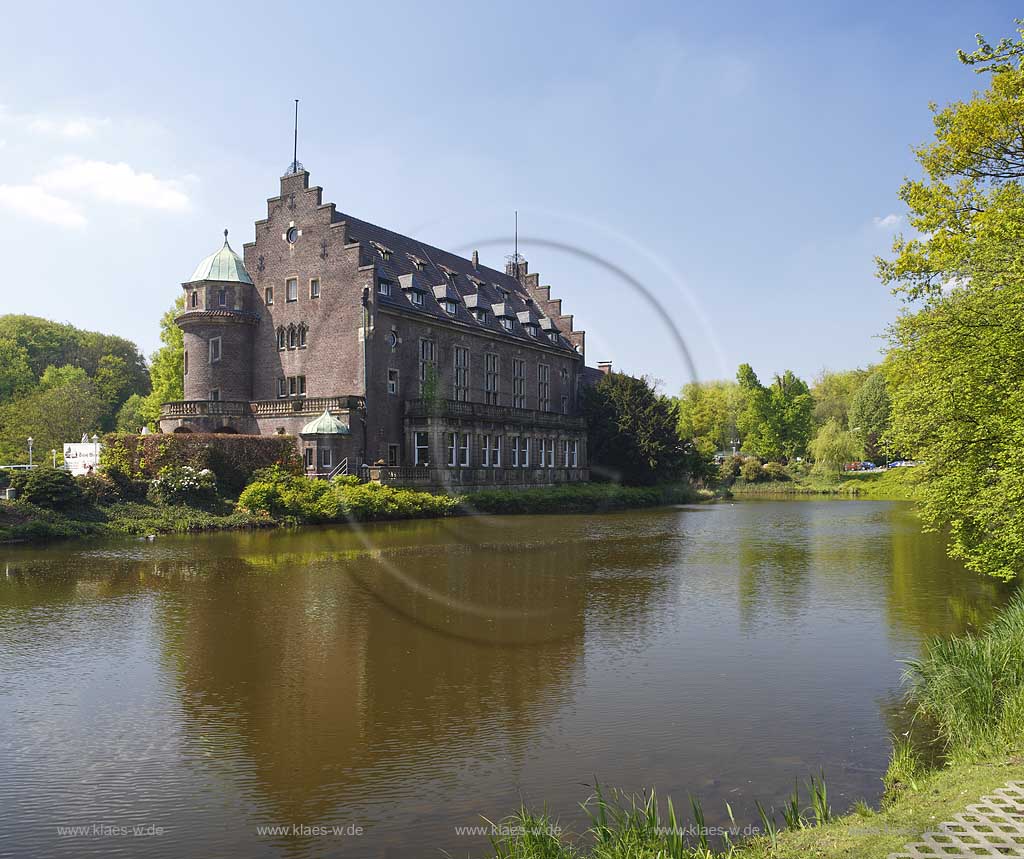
[0,1,1017,392]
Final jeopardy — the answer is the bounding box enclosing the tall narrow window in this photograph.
[387,369,399,395]
[218,288,227,307]
[278,378,287,398]
[493,435,502,468]
[482,435,491,468]
[309,278,320,298]
[561,395,569,414]
[387,444,399,467]
[208,336,221,363]
[522,437,531,468]
[320,448,332,468]
[304,448,314,469]
[546,438,555,467]
[454,346,469,401]
[459,433,470,467]
[298,375,306,396]
[447,432,458,467]
[511,435,521,468]
[512,359,526,409]
[287,325,297,349]
[484,353,499,405]
[277,327,286,350]
[562,439,571,467]
[191,290,198,308]
[286,278,298,302]
[418,338,436,394]
[538,364,550,412]
[265,286,274,305]
[571,440,579,468]
[210,388,220,402]
[298,324,307,348]
[183,351,189,376]
[289,376,297,396]
[415,431,429,465]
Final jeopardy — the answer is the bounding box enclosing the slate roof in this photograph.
[335,211,572,352]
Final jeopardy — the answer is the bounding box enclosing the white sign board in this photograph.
[63,443,101,476]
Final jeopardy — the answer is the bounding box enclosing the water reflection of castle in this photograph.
[151,515,681,850]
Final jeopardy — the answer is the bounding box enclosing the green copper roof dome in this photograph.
[301,409,350,435]
[188,230,253,284]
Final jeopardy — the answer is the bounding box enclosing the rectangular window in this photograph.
[208,336,221,363]
[278,378,287,398]
[184,351,189,376]
[304,447,314,468]
[309,278,320,299]
[265,286,274,305]
[546,438,555,467]
[289,377,297,396]
[410,290,424,306]
[561,395,569,414]
[511,435,520,468]
[512,359,526,409]
[522,437,531,468]
[388,444,399,467]
[484,353,499,405]
[218,288,226,307]
[414,431,429,466]
[387,369,399,395]
[572,440,579,468]
[298,375,306,396]
[493,435,502,468]
[378,279,393,297]
[500,317,514,332]
[447,432,458,467]
[210,388,220,402]
[286,278,298,302]
[538,364,550,412]
[191,290,198,308]
[320,448,332,468]
[418,338,436,394]
[482,434,491,468]
[459,433,470,467]
[563,439,571,467]
[454,346,469,401]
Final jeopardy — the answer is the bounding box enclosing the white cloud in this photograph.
[873,213,902,229]
[0,184,86,228]
[0,106,109,139]
[37,158,190,212]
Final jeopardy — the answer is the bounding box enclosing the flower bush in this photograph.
[148,466,218,506]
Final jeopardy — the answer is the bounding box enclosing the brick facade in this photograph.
[160,169,593,486]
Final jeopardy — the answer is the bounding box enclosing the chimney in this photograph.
[471,250,479,269]
[597,361,612,375]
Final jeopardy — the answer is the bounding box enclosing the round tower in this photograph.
[177,230,258,404]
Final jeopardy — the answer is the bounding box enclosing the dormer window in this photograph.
[525,323,540,337]
[473,308,488,323]
[501,317,514,332]
[410,256,427,271]
[378,280,393,297]
[549,332,560,344]
[410,291,424,307]
[372,242,392,261]
[441,299,458,315]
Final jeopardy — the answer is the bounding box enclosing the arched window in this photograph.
[287,324,297,349]
[276,327,286,350]
[299,324,308,348]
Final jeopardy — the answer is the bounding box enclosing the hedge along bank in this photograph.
[100,432,303,495]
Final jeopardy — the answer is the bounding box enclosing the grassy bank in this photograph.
[728,466,919,500]
[0,475,708,544]
[480,592,1024,859]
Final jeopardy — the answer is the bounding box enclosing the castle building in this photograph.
[160,167,599,487]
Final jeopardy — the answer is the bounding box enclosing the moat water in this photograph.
[0,500,1011,858]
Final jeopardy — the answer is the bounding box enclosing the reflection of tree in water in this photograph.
[151,513,679,844]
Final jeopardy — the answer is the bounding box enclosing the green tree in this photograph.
[811,368,868,429]
[140,297,185,429]
[582,372,704,485]
[115,393,148,433]
[878,22,1024,579]
[0,378,105,464]
[848,368,891,461]
[808,418,863,474]
[0,339,34,402]
[676,380,742,456]
[736,364,813,462]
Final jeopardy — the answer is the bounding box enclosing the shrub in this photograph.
[0,471,9,490]
[148,466,218,507]
[100,433,303,496]
[762,462,790,482]
[10,467,83,510]
[77,473,122,505]
[739,458,764,483]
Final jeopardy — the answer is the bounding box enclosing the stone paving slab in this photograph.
[889,781,1024,858]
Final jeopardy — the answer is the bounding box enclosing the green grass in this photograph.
[729,467,919,500]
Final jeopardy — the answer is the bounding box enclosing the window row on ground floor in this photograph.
[408,431,579,469]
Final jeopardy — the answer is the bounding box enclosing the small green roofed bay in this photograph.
[188,229,254,284]
[301,409,350,435]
